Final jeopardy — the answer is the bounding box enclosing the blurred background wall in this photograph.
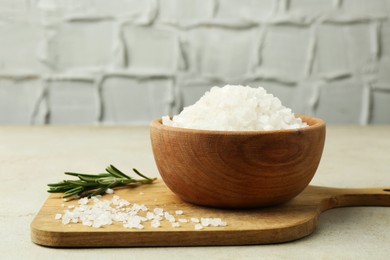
[0,0,390,125]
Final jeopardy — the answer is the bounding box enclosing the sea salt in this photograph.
[191,217,200,223]
[175,210,183,215]
[200,217,227,227]
[153,208,164,216]
[61,217,70,225]
[164,212,175,223]
[146,211,155,220]
[55,195,227,231]
[105,188,114,194]
[171,222,180,228]
[194,224,204,230]
[163,85,308,131]
[201,218,211,227]
[151,219,161,228]
[78,197,89,205]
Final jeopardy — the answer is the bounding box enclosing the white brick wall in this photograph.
[1,0,390,125]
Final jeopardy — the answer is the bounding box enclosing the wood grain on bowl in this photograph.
[150,115,326,208]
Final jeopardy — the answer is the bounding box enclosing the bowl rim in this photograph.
[151,114,325,135]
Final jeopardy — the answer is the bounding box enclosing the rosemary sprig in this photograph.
[47,165,156,199]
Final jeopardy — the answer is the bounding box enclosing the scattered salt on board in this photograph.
[55,195,227,231]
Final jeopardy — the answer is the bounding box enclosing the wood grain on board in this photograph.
[31,181,390,247]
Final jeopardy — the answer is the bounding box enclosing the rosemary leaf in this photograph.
[108,165,132,180]
[89,186,108,197]
[65,172,110,178]
[63,186,84,198]
[132,168,152,181]
[105,165,131,180]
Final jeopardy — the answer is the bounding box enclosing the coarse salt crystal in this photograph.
[191,217,200,223]
[201,218,211,227]
[194,224,203,230]
[118,199,130,208]
[146,211,155,220]
[78,197,89,205]
[211,218,227,227]
[61,218,70,225]
[82,220,92,227]
[163,85,308,131]
[92,222,102,228]
[124,215,142,229]
[153,208,164,216]
[105,188,114,194]
[151,219,161,228]
[171,222,180,228]
[54,213,62,220]
[164,212,175,222]
[137,224,144,229]
[175,210,184,215]
[178,218,188,223]
[132,203,144,212]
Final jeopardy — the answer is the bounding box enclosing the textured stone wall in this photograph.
[1,0,390,125]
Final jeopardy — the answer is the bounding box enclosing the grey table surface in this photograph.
[1,125,389,259]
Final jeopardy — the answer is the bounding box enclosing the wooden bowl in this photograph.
[150,115,326,208]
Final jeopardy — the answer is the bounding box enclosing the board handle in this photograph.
[317,187,390,211]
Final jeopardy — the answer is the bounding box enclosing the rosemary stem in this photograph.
[47,165,156,199]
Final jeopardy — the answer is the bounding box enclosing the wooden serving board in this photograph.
[31,181,390,247]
